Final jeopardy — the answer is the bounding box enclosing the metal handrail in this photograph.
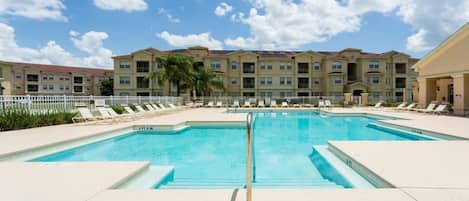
[246,112,254,201]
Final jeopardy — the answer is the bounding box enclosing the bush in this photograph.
[0,109,76,131]
[111,105,125,114]
[129,104,137,112]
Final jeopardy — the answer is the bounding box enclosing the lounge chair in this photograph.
[96,107,115,119]
[145,104,156,111]
[206,101,215,107]
[433,104,449,115]
[374,101,384,108]
[72,107,102,123]
[215,101,223,108]
[281,102,289,108]
[106,107,135,121]
[318,100,325,108]
[135,105,147,113]
[124,106,136,114]
[403,103,417,111]
[168,103,177,109]
[243,101,251,108]
[393,102,407,110]
[232,100,240,108]
[158,103,169,110]
[325,100,332,108]
[151,103,160,110]
[258,100,265,107]
[417,103,437,113]
[270,100,278,108]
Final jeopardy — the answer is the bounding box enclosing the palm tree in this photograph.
[146,54,193,96]
[192,68,226,97]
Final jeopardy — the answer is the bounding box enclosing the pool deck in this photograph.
[1,107,469,201]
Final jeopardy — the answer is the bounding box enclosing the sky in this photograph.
[0,0,468,69]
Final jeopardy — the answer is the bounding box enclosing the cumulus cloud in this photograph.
[0,23,113,68]
[157,31,224,50]
[157,8,180,23]
[225,0,469,52]
[93,0,147,12]
[0,0,67,21]
[215,2,233,16]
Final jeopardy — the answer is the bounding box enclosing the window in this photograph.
[371,92,380,99]
[369,61,380,70]
[298,63,309,73]
[27,74,38,82]
[119,76,131,85]
[280,77,285,85]
[286,77,292,85]
[259,77,266,85]
[298,78,309,88]
[119,61,131,69]
[49,85,54,90]
[312,62,321,71]
[27,84,38,92]
[230,78,238,85]
[59,85,64,90]
[120,92,130,96]
[15,72,22,79]
[229,92,240,97]
[259,92,272,97]
[287,63,292,70]
[395,78,406,88]
[243,63,255,73]
[211,61,221,70]
[64,77,70,81]
[73,77,83,84]
[395,63,406,74]
[15,84,22,90]
[243,77,255,89]
[42,85,48,90]
[312,78,320,85]
[43,75,48,80]
[298,92,309,96]
[280,63,286,70]
[136,92,150,96]
[369,77,380,84]
[386,63,391,72]
[59,77,64,81]
[86,77,91,82]
[332,62,342,71]
[334,77,342,85]
[49,75,54,80]
[136,77,149,88]
[230,61,238,70]
[74,86,83,93]
[136,61,150,72]
[312,92,321,96]
[65,86,70,91]
[266,77,272,85]
[260,62,272,70]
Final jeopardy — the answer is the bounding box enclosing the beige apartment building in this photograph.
[0,61,113,96]
[113,47,418,102]
[414,23,469,116]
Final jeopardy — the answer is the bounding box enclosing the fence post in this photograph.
[110,95,114,105]
[138,96,141,104]
[26,95,31,112]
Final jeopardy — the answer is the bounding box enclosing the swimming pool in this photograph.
[33,111,432,189]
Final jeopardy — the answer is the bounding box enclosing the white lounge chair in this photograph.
[393,102,407,110]
[106,107,135,121]
[168,103,177,109]
[145,104,156,111]
[96,107,115,119]
[270,100,278,107]
[374,101,384,108]
[124,106,136,114]
[207,101,215,107]
[403,103,417,111]
[232,100,240,108]
[135,105,147,113]
[318,100,325,108]
[151,103,160,110]
[258,100,265,107]
[325,100,332,108]
[281,102,289,108]
[216,101,223,107]
[433,104,449,115]
[158,103,169,110]
[417,103,437,113]
[243,101,251,108]
[72,107,102,123]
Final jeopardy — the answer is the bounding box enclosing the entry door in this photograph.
[448,84,454,104]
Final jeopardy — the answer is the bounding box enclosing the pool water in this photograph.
[33,112,431,189]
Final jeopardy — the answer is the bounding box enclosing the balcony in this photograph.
[395,78,406,88]
[26,74,38,82]
[136,61,150,73]
[243,63,255,74]
[243,78,255,89]
[395,63,406,74]
[297,63,309,74]
[297,78,309,89]
[136,77,149,89]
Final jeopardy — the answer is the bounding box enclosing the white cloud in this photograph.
[93,0,147,12]
[225,0,469,52]
[157,8,180,23]
[157,31,224,50]
[69,30,79,37]
[0,0,67,21]
[215,2,233,16]
[0,23,113,68]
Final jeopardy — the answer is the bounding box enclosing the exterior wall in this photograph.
[113,48,419,101]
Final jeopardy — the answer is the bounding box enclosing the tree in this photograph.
[99,79,113,96]
[147,54,193,96]
[192,67,225,97]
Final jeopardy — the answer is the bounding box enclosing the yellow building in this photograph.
[113,47,418,102]
[414,23,469,116]
[0,61,113,96]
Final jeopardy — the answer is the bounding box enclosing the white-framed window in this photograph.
[266,77,272,85]
[43,75,48,80]
[280,77,285,85]
[332,62,342,71]
[369,61,380,70]
[15,72,22,79]
[286,77,292,85]
[42,85,48,90]
[230,78,238,85]
[48,75,54,80]
[334,76,342,85]
[312,62,321,71]
[312,92,321,96]
[119,92,130,96]
[64,77,70,81]
[369,76,380,84]
[230,61,238,70]
[286,92,293,97]
[211,61,221,70]
[59,85,64,90]
[259,77,266,85]
[280,63,285,70]
[312,78,320,85]
[49,85,54,90]
[119,76,131,85]
[286,62,292,70]
[260,62,273,70]
[119,61,131,69]
[15,84,22,89]
[65,86,70,91]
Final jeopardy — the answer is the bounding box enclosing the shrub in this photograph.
[111,105,125,114]
[129,104,137,112]
[0,109,76,131]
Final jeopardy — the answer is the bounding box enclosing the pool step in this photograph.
[159,178,343,189]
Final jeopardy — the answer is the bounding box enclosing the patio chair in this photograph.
[417,103,437,113]
[124,106,136,114]
[318,100,325,108]
[135,105,147,113]
[168,103,177,109]
[374,101,384,108]
[243,101,251,108]
[432,104,449,115]
[145,104,156,111]
[106,107,135,121]
[206,101,215,107]
[232,100,240,108]
[403,103,417,111]
[158,103,169,110]
[325,100,332,108]
[258,100,265,107]
[215,101,223,108]
[281,102,289,108]
[96,107,115,119]
[270,100,278,108]
[72,107,102,123]
[393,102,407,110]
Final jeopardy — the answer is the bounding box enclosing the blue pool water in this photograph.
[33,112,431,189]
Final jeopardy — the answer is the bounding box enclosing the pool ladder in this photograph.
[246,112,256,201]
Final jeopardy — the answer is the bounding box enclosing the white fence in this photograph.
[0,95,183,113]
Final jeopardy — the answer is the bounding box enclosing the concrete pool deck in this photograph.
[0,107,469,201]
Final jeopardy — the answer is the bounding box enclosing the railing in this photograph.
[193,96,346,106]
[0,95,183,113]
[246,112,254,201]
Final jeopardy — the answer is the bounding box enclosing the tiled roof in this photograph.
[0,60,113,76]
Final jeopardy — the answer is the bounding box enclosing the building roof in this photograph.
[0,60,113,76]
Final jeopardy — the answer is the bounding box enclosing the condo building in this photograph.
[0,61,113,96]
[113,47,418,102]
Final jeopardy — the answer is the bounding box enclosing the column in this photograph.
[361,93,369,106]
[418,77,437,107]
[343,93,352,105]
[452,74,469,116]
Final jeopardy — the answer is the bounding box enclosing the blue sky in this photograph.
[0,0,468,68]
